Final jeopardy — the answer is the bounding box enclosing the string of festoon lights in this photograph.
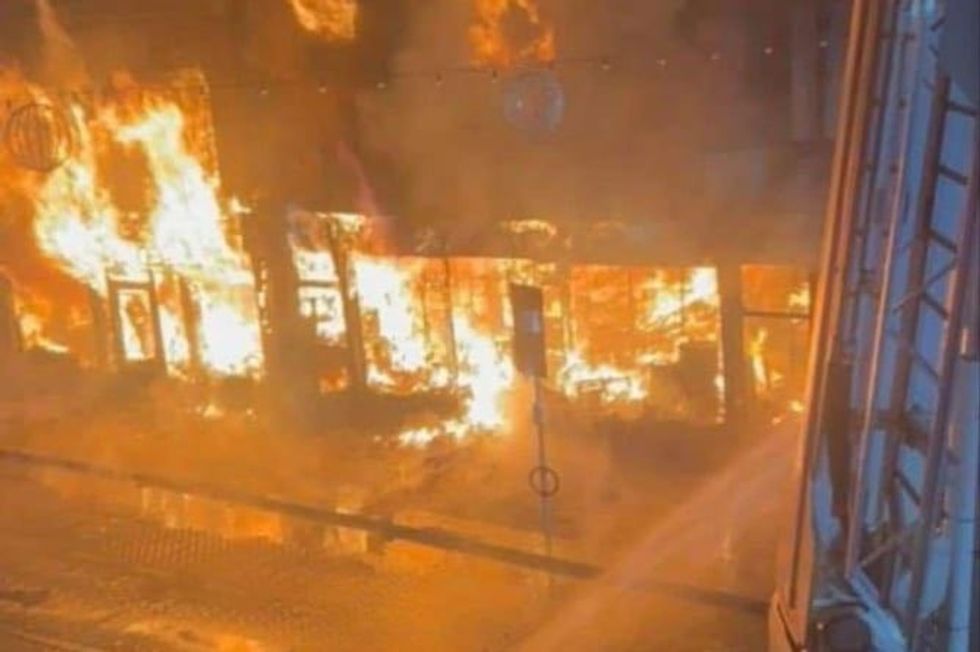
[0,40,826,109]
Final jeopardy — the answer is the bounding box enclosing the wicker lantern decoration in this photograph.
[3,102,78,173]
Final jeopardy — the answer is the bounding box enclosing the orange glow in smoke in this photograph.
[470,0,556,69]
[288,0,358,42]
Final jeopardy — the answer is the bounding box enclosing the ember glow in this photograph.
[288,0,358,42]
[470,0,556,69]
[557,351,647,406]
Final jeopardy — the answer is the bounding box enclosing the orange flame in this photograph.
[8,70,263,376]
[398,311,514,447]
[354,255,447,391]
[470,0,556,69]
[561,267,723,411]
[288,0,358,42]
[343,254,514,445]
[350,259,727,443]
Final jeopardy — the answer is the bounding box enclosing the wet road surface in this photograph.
[0,426,793,651]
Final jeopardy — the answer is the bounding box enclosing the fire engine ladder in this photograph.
[841,7,979,644]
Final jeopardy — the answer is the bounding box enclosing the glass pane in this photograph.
[744,316,811,418]
[741,265,812,316]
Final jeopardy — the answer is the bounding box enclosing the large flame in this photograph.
[398,312,514,447]
[470,0,556,69]
[354,255,446,391]
[288,0,358,42]
[15,71,263,376]
[557,267,722,407]
[331,256,726,443]
[347,254,514,444]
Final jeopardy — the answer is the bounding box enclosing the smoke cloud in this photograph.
[355,0,818,259]
[35,0,89,86]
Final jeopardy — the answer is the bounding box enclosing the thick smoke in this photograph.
[35,0,89,86]
[356,0,821,260]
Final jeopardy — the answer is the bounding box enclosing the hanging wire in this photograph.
[0,45,787,105]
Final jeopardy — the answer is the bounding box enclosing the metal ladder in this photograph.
[842,5,979,642]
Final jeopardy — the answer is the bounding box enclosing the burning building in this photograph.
[0,0,825,446]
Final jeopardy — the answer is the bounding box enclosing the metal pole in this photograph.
[905,134,979,647]
[945,314,979,652]
[783,0,880,627]
[531,375,555,591]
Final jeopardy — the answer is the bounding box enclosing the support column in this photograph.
[0,273,20,361]
[242,203,319,411]
[327,223,367,394]
[146,267,167,374]
[178,277,201,375]
[106,276,126,369]
[88,288,109,370]
[718,261,748,430]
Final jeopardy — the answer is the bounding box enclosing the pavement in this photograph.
[0,418,797,650]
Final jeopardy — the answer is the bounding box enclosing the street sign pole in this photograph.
[509,283,559,593]
[532,374,555,590]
